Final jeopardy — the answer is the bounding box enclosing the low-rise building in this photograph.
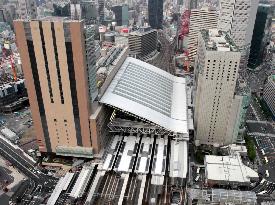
[0,79,28,113]
[205,154,259,187]
[188,188,257,205]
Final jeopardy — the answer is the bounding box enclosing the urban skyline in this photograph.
[0,0,274,204]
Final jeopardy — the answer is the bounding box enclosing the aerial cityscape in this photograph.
[0,0,274,204]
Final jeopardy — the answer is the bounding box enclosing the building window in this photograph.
[51,23,64,104]
[66,42,82,146]
[39,22,54,103]
[27,40,51,152]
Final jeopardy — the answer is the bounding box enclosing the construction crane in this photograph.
[178,9,191,72]
[0,47,17,81]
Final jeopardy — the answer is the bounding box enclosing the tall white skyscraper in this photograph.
[218,0,259,69]
[186,6,218,61]
[194,29,241,146]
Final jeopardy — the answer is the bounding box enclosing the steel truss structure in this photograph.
[107,117,188,140]
[108,119,171,135]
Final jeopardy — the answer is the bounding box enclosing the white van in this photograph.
[197,167,200,174]
[264,156,269,164]
[265,170,269,178]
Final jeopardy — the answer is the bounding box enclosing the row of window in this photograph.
[39,22,54,103]
[51,23,65,104]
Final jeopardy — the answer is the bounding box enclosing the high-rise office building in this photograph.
[1,4,17,28]
[14,18,100,157]
[112,4,129,26]
[148,0,163,29]
[248,4,272,69]
[0,8,5,22]
[98,0,104,23]
[263,75,275,118]
[53,1,71,17]
[17,0,37,19]
[128,27,157,59]
[81,0,97,23]
[218,0,259,69]
[71,0,97,24]
[194,29,241,146]
[186,6,218,61]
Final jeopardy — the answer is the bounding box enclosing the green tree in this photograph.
[244,135,256,161]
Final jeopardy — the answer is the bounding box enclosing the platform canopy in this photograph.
[100,57,188,138]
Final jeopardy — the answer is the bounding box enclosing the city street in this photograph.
[254,135,275,183]
[0,134,57,188]
[247,96,268,121]
[245,63,274,93]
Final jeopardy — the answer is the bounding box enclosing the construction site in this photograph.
[0,25,28,113]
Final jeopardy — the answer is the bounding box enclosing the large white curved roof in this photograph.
[99,57,188,137]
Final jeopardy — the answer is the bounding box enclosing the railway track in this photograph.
[148,31,176,75]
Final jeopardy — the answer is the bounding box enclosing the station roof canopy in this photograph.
[100,57,188,137]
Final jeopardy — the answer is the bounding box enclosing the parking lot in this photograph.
[254,135,275,182]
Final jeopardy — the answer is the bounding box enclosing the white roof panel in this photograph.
[118,155,131,172]
[110,135,120,150]
[103,154,112,170]
[205,154,259,183]
[170,140,188,179]
[138,157,148,173]
[62,173,74,190]
[47,176,67,205]
[118,136,138,172]
[70,167,93,198]
[153,138,165,175]
[100,57,189,136]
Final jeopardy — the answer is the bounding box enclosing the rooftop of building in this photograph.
[201,29,239,52]
[205,154,259,183]
[188,188,257,204]
[235,79,251,96]
[96,46,129,95]
[192,5,218,12]
[258,3,272,7]
[53,0,70,7]
[14,16,84,23]
[129,26,156,36]
[0,79,25,90]
[169,140,188,178]
[99,57,189,137]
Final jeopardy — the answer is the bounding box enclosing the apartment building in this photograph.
[218,0,259,69]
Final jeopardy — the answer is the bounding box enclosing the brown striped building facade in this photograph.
[14,18,105,157]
